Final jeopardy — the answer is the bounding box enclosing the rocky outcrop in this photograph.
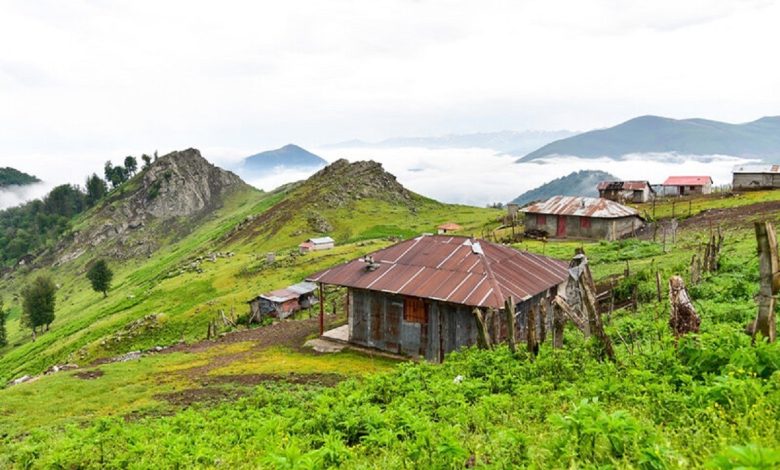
[57,149,249,262]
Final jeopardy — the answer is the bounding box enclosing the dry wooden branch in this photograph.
[668,275,701,338]
[473,307,492,349]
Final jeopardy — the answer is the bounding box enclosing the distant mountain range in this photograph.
[0,167,39,188]
[510,170,616,206]
[518,115,780,162]
[326,130,576,154]
[240,144,327,174]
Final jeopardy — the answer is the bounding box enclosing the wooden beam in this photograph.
[318,282,325,336]
[753,221,778,343]
[504,296,517,354]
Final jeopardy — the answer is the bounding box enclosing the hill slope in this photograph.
[510,170,616,206]
[0,155,499,384]
[518,115,780,161]
[240,144,327,174]
[0,167,40,187]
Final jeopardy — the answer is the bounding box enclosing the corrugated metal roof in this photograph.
[306,235,568,309]
[663,176,712,186]
[519,196,639,218]
[308,237,335,245]
[733,164,780,174]
[597,180,652,191]
[259,281,318,303]
[437,222,463,230]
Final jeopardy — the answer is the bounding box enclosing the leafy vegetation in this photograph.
[20,275,57,336]
[86,259,113,297]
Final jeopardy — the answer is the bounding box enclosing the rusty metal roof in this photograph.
[306,235,568,309]
[663,176,712,186]
[258,281,317,303]
[733,164,780,174]
[597,180,652,191]
[520,196,639,218]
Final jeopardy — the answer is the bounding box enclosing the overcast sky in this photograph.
[1,0,778,182]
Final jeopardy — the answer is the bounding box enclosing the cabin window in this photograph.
[580,217,591,229]
[536,214,546,225]
[403,297,427,323]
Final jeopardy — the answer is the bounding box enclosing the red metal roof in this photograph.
[306,235,568,309]
[520,196,639,218]
[597,180,651,191]
[663,176,712,186]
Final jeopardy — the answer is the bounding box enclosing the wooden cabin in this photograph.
[520,196,644,240]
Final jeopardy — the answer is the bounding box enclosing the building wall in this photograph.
[348,287,557,362]
[312,242,335,251]
[523,213,642,240]
[664,183,712,196]
[733,173,780,189]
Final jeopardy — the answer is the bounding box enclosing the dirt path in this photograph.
[678,199,780,230]
[160,313,346,380]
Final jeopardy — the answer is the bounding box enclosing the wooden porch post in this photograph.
[319,282,325,336]
[754,221,778,343]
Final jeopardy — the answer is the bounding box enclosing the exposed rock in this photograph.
[8,375,32,386]
[45,363,79,375]
[56,149,250,263]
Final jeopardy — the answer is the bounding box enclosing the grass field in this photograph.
[3,182,780,468]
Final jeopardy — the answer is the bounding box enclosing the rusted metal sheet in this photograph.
[520,196,639,219]
[597,180,653,191]
[307,235,568,309]
[662,176,713,186]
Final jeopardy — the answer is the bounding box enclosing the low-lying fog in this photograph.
[246,147,754,207]
[0,147,756,210]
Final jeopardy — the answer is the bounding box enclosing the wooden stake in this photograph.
[527,305,538,356]
[552,297,565,349]
[655,270,663,303]
[504,297,517,353]
[473,307,492,349]
[753,221,778,343]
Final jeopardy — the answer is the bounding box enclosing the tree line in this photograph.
[0,152,157,266]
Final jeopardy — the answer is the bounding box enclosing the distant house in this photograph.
[662,176,713,196]
[732,164,780,190]
[436,222,462,234]
[248,281,319,321]
[299,236,335,253]
[307,235,568,361]
[520,196,644,240]
[597,181,654,203]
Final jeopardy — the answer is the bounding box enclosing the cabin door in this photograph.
[556,215,566,237]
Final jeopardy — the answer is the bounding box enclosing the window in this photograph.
[580,217,591,229]
[536,214,546,225]
[404,297,427,323]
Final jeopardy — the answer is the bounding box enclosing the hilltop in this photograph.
[0,167,39,187]
[510,170,616,206]
[238,144,327,175]
[518,115,780,161]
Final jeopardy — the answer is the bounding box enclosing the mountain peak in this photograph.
[57,148,251,262]
[241,144,327,174]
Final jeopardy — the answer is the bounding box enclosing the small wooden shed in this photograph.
[307,235,568,362]
[597,181,654,203]
[662,176,713,196]
[299,236,335,253]
[732,165,780,190]
[520,196,644,240]
[248,281,319,320]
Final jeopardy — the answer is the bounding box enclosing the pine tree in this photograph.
[141,154,152,169]
[87,259,113,298]
[21,275,57,337]
[85,173,108,207]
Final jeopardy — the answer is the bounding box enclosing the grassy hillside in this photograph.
[3,188,780,467]
[519,115,780,161]
[0,158,500,384]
